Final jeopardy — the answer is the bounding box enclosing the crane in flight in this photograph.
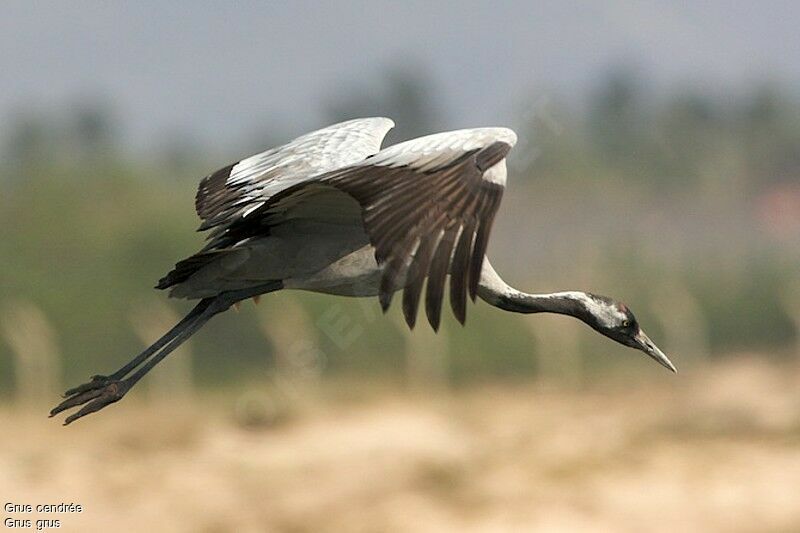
[51,117,676,425]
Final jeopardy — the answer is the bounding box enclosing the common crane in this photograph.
[51,117,675,425]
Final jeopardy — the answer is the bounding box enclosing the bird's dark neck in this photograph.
[477,259,587,319]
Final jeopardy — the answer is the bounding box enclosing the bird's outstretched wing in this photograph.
[325,128,516,329]
[253,127,517,330]
[194,117,395,236]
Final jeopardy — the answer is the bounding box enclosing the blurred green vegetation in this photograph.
[1,69,799,396]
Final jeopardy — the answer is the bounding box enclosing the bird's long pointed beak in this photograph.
[634,329,677,373]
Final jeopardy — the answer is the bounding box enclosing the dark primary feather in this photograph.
[425,225,459,330]
[194,162,236,223]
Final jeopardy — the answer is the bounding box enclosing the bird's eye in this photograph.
[621,319,630,328]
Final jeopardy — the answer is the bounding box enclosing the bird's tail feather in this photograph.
[155,249,230,290]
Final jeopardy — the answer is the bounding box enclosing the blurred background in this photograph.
[2,2,800,531]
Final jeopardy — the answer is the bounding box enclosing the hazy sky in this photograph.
[3,1,799,151]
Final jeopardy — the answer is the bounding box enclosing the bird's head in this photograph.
[572,293,676,373]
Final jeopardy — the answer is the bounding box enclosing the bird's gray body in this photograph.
[170,225,382,298]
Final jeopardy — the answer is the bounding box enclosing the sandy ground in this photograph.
[2,357,800,532]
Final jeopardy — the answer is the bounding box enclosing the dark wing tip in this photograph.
[401,234,440,330]
[195,162,236,221]
[475,141,512,172]
[379,291,393,313]
[467,185,503,300]
[403,308,417,330]
[453,302,467,326]
[424,224,459,332]
[449,218,475,327]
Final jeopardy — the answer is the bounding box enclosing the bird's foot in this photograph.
[50,378,132,425]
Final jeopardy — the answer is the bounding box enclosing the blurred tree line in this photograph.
[1,66,799,397]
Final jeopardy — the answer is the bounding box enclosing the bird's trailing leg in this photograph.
[59,298,215,399]
[50,281,281,425]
